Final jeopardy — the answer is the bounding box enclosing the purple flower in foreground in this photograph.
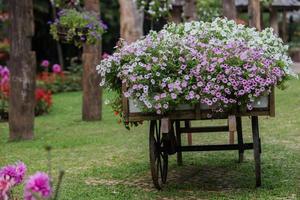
[24,172,52,200]
[52,64,62,74]
[40,60,50,68]
[0,162,26,186]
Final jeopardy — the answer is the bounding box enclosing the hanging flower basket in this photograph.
[56,25,89,44]
[50,9,107,47]
[97,18,296,129]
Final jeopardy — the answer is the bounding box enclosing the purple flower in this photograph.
[160,93,167,98]
[52,64,62,74]
[154,95,160,101]
[0,162,26,186]
[40,60,50,68]
[24,172,52,200]
[100,21,108,30]
[0,67,9,77]
[171,93,177,99]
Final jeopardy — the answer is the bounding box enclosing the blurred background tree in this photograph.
[196,0,221,21]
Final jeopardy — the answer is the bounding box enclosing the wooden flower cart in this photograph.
[122,85,275,189]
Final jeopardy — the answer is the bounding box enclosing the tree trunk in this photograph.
[170,0,183,23]
[82,0,102,121]
[282,10,287,42]
[269,6,278,35]
[119,0,144,43]
[8,0,36,140]
[222,0,236,20]
[248,0,261,31]
[183,0,197,21]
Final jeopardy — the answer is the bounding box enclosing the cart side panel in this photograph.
[124,92,274,122]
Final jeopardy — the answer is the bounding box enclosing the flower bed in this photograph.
[37,60,82,93]
[0,65,53,121]
[97,18,296,127]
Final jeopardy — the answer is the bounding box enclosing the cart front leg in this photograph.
[236,116,244,163]
[251,116,261,187]
[175,121,182,166]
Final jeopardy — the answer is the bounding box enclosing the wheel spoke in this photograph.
[157,155,161,178]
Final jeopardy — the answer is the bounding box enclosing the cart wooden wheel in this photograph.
[149,120,168,189]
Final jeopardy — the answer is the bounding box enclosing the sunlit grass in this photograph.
[0,79,299,199]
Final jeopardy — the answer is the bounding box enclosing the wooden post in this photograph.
[223,0,236,144]
[183,0,197,21]
[170,0,193,145]
[236,116,244,162]
[8,0,36,141]
[170,0,183,23]
[82,0,102,121]
[222,0,237,20]
[248,0,261,31]
[251,116,261,187]
[119,0,144,44]
[175,121,182,166]
[228,115,236,144]
[269,6,279,35]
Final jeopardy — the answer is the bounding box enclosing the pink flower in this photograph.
[40,60,50,68]
[102,53,110,59]
[24,172,52,200]
[0,162,26,186]
[52,64,62,74]
[0,176,12,200]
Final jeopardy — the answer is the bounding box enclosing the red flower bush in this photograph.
[35,88,52,116]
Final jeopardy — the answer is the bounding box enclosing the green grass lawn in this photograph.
[1,79,300,200]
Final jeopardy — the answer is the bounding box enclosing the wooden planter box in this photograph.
[122,86,275,122]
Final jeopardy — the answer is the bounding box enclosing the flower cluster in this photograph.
[0,162,26,186]
[0,65,9,119]
[97,18,295,118]
[50,9,107,47]
[35,89,52,115]
[136,0,174,20]
[37,59,81,93]
[0,65,9,85]
[24,172,52,200]
[40,60,62,74]
[0,162,53,200]
[0,162,26,200]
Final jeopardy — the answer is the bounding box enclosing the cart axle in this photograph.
[179,143,254,152]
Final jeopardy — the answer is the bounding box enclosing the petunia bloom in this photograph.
[40,60,50,68]
[52,64,62,74]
